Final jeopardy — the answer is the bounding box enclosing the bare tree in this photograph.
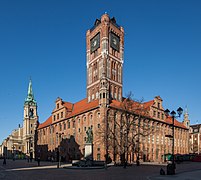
[97,92,158,165]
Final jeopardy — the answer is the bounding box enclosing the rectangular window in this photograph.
[98,124,100,128]
[153,111,156,117]
[64,123,66,130]
[158,112,160,119]
[61,112,63,118]
[97,153,101,160]
[57,113,59,120]
[68,121,70,129]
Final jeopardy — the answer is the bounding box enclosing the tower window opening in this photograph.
[103,93,105,98]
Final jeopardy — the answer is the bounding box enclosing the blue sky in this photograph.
[0,0,201,143]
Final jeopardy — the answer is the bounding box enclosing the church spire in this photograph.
[184,106,189,120]
[25,79,36,105]
[183,105,190,128]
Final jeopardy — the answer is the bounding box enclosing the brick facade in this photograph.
[36,14,189,163]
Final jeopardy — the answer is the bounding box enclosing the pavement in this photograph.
[149,169,201,180]
[0,159,200,180]
[148,162,201,180]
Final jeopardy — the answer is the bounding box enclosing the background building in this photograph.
[0,80,38,159]
[190,123,201,154]
[36,14,189,163]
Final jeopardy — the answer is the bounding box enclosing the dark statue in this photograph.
[86,127,93,143]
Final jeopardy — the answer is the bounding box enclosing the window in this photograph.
[158,102,160,109]
[68,121,70,129]
[84,137,86,142]
[57,103,59,109]
[98,124,100,128]
[54,115,56,121]
[59,123,62,131]
[153,111,156,117]
[162,113,164,120]
[64,123,66,130]
[73,121,75,128]
[61,112,63,118]
[84,127,86,131]
[97,153,101,160]
[79,128,80,133]
[57,113,59,120]
[158,112,160,118]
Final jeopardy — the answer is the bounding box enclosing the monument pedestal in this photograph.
[85,143,93,160]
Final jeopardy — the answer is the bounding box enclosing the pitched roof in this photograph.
[38,98,99,129]
[68,98,99,117]
[110,98,187,129]
[38,116,52,129]
[38,97,187,130]
[165,116,187,129]
[63,101,73,110]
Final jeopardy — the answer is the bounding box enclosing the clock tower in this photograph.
[86,13,124,104]
[23,79,38,158]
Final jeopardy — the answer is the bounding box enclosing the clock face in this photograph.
[110,32,120,51]
[90,33,100,53]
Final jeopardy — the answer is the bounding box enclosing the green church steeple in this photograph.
[25,79,37,105]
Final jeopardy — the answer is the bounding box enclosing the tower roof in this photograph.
[25,79,37,105]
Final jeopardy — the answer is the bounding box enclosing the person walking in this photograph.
[37,157,40,166]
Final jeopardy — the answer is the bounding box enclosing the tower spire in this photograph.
[25,78,36,104]
[183,105,190,128]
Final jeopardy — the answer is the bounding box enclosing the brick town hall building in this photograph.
[36,14,189,163]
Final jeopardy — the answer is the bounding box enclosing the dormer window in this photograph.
[57,103,59,109]
[153,111,156,117]
[162,113,164,120]
[158,112,160,119]
[158,103,160,109]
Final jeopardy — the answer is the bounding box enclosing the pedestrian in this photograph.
[37,157,40,166]
[123,161,127,169]
[3,154,6,165]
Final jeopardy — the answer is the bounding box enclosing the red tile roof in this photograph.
[38,98,99,129]
[38,116,52,129]
[63,101,73,111]
[38,97,187,130]
[110,99,187,129]
[165,116,187,129]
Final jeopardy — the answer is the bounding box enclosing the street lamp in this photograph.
[164,107,183,175]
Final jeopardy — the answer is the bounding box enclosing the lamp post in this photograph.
[164,107,183,175]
